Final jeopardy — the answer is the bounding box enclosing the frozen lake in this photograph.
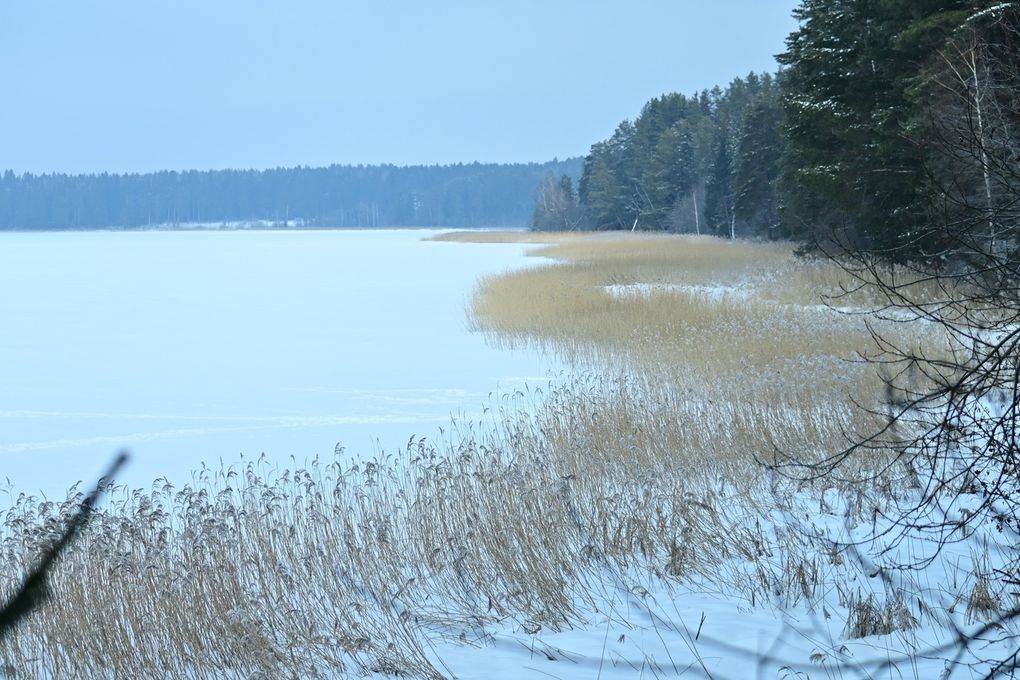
[0,229,557,502]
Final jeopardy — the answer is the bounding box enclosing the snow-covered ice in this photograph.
[0,229,559,502]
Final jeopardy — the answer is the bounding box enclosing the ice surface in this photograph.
[0,229,558,502]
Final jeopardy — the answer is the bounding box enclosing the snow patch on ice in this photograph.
[604,282,756,300]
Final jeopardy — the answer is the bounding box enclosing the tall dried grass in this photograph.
[471,233,943,479]
[0,406,853,678]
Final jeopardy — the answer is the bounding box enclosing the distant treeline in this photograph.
[0,159,581,229]
[542,0,1020,261]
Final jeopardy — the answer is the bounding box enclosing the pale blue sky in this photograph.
[2,1,800,174]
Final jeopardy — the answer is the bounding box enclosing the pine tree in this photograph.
[704,135,736,237]
[580,146,626,230]
[734,96,785,239]
[643,122,695,229]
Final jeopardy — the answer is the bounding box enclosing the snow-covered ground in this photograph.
[604,282,756,301]
[0,229,559,502]
[384,480,1019,679]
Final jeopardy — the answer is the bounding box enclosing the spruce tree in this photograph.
[734,96,785,239]
[777,0,972,256]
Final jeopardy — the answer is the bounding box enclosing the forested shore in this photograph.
[536,1,1018,267]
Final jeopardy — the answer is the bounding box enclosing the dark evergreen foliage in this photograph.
[575,73,785,238]
[0,160,582,230]
[775,0,1008,258]
[734,96,785,239]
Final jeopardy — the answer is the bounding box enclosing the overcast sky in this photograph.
[2,1,800,174]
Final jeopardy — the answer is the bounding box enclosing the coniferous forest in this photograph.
[541,0,1019,268]
[0,160,581,230]
[569,72,783,238]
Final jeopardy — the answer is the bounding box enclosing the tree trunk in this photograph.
[692,189,700,235]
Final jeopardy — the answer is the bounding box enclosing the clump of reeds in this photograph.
[844,591,917,639]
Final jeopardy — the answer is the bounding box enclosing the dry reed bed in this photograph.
[469,234,943,478]
[463,234,979,627]
[0,232,963,677]
[0,408,854,678]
